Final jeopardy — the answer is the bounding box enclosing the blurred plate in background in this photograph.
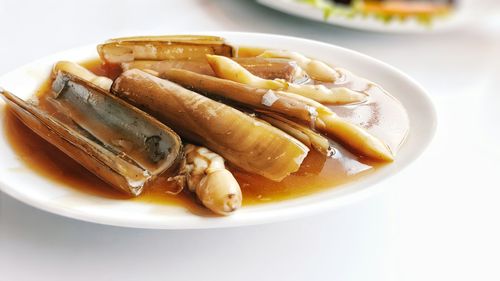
[257,0,470,33]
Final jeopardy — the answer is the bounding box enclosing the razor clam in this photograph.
[53,61,113,91]
[97,35,233,64]
[206,54,366,105]
[259,113,333,157]
[121,57,306,83]
[160,69,393,161]
[233,57,307,83]
[111,69,310,181]
[0,71,182,196]
[258,50,340,82]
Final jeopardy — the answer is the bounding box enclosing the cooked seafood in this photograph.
[121,57,305,82]
[2,34,409,216]
[259,113,333,157]
[259,50,340,82]
[122,60,216,76]
[97,35,233,64]
[160,69,393,161]
[160,68,323,121]
[1,71,182,196]
[233,57,307,82]
[206,54,366,105]
[285,84,367,105]
[53,61,113,91]
[171,144,242,215]
[111,69,310,181]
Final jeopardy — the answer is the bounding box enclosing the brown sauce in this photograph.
[3,55,409,212]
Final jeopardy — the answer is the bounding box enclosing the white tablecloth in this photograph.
[1,1,499,280]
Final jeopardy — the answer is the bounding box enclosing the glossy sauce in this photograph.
[3,54,409,211]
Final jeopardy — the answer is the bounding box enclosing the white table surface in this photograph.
[1,1,499,280]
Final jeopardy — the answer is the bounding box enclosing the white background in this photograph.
[1,1,499,280]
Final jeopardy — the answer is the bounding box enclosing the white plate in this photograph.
[257,0,469,33]
[0,32,436,229]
